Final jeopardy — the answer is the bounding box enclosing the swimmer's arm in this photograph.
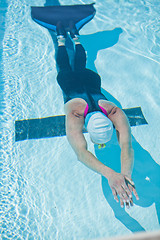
[108,107,139,203]
[108,107,134,178]
[66,113,139,207]
[66,112,138,206]
[66,112,113,177]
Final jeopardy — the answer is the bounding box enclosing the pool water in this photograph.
[1,0,160,239]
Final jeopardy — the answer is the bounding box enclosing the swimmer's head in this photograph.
[85,112,113,145]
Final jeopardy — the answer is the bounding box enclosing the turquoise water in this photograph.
[1,0,160,239]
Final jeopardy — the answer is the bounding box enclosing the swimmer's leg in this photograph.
[55,23,74,93]
[74,41,87,71]
[56,45,72,72]
[74,43,86,71]
[56,23,72,72]
[67,22,87,70]
[56,22,67,46]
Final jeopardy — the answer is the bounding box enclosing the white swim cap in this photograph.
[85,111,113,144]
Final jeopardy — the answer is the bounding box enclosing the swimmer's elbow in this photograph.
[109,107,130,132]
[108,106,121,117]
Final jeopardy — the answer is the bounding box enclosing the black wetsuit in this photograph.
[56,44,108,114]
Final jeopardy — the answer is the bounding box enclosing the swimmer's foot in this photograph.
[68,22,80,43]
[73,37,81,45]
[56,22,67,46]
[57,36,66,46]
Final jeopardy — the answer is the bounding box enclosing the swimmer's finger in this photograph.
[127,184,134,197]
[132,187,139,200]
[125,176,135,187]
[124,176,139,200]
[111,187,119,203]
[121,184,132,199]
[120,199,124,208]
[125,201,130,209]
[130,198,134,207]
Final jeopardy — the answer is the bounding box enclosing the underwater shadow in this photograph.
[82,29,160,232]
[80,28,123,72]
[81,28,123,105]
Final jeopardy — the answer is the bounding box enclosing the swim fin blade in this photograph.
[31,3,96,32]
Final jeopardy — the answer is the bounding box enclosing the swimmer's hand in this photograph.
[107,171,139,208]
